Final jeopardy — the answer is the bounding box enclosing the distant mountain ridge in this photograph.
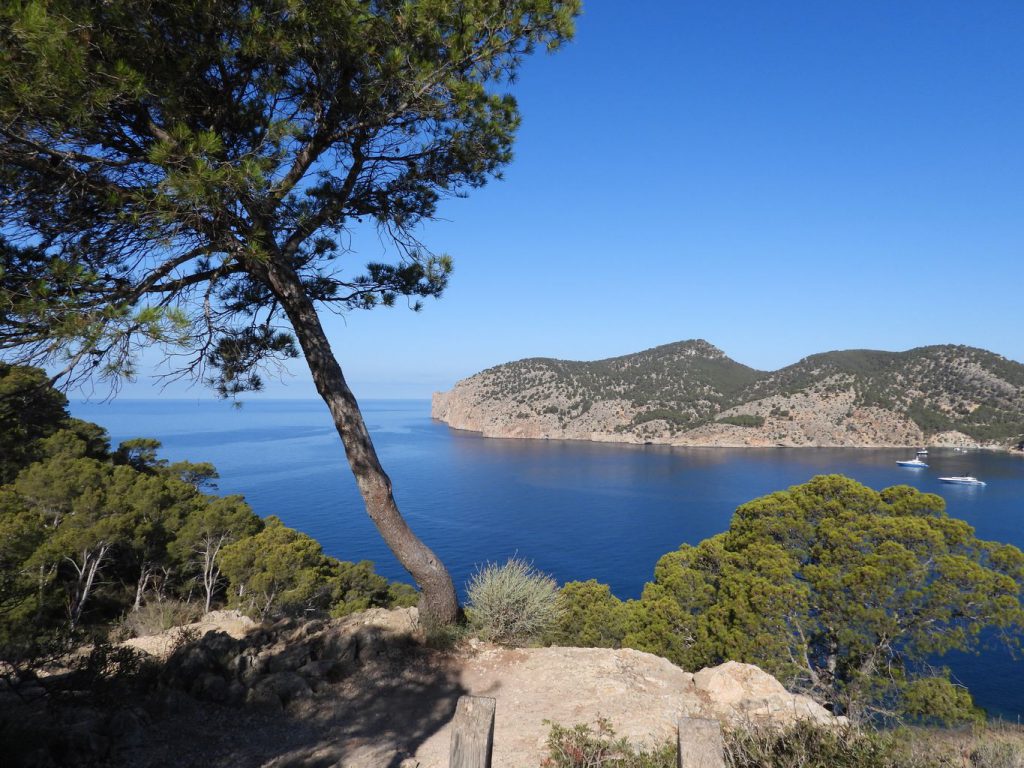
[431,341,1024,448]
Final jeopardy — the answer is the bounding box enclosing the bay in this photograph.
[70,398,1024,720]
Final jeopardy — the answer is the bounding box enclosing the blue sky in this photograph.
[128,1,1023,399]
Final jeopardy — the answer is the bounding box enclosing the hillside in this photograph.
[432,341,1024,448]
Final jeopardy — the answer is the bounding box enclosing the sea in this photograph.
[70,398,1024,720]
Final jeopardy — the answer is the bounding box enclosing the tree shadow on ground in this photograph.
[113,638,467,768]
[268,646,468,767]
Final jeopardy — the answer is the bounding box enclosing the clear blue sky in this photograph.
[129,1,1024,399]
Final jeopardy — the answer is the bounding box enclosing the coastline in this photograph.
[430,417,1007,452]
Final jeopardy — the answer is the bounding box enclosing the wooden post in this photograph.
[677,717,725,768]
[449,695,496,768]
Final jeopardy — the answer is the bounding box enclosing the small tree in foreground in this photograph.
[0,0,580,624]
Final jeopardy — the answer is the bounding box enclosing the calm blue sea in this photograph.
[70,398,1024,720]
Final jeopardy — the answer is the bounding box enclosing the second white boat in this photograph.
[938,476,986,486]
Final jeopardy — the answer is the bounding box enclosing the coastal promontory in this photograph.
[432,341,1024,448]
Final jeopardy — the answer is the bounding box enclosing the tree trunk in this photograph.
[260,258,460,625]
[71,543,108,630]
[133,565,152,611]
[201,537,221,614]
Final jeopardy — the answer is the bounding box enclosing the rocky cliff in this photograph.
[432,341,1024,448]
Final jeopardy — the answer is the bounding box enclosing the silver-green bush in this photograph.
[466,558,563,646]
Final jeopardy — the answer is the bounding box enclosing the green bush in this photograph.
[548,580,628,648]
[715,414,765,428]
[466,558,563,645]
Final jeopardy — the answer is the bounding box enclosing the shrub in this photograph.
[466,558,563,646]
[970,741,1024,768]
[548,580,628,648]
[715,414,765,428]
[118,600,203,639]
[542,718,675,768]
[541,719,1024,768]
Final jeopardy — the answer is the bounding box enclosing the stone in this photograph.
[297,659,341,683]
[245,684,284,711]
[166,645,216,684]
[252,671,312,706]
[270,617,297,634]
[692,661,786,706]
[157,688,194,716]
[199,630,241,666]
[191,672,228,702]
[319,629,357,662]
[226,680,247,706]
[413,645,843,767]
[253,648,275,674]
[287,619,325,642]
[226,651,254,677]
[267,645,309,674]
[106,707,147,749]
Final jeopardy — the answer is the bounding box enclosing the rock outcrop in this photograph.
[114,610,841,767]
[413,647,838,767]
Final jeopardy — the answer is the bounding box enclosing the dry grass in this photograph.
[540,719,1024,768]
[117,600,203,639]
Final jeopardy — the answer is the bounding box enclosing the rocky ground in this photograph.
[88,609,839,768]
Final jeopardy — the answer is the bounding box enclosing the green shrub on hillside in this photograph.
[715,414,765,428]
[549,580,629,648]
[0,365,415,657]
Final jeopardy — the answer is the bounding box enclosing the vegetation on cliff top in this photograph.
[446,340,1024,442]
[543,718,1024,768]
[550,475,1024,725]
[0,364,415,661]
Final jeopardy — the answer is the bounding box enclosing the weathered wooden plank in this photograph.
[677,717,725,768]
[449,695,496,768]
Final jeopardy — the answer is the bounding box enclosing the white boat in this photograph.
[916,449,928,457]
[938,476,986,486]
[897,458,928,468]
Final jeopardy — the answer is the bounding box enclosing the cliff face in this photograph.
[432,341,1024,448]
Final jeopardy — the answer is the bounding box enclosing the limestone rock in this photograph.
[413,646,842,767]
[693,661,787,705]
[689,660,835,726]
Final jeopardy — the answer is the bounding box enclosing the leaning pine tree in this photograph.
[0,0,580,624]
